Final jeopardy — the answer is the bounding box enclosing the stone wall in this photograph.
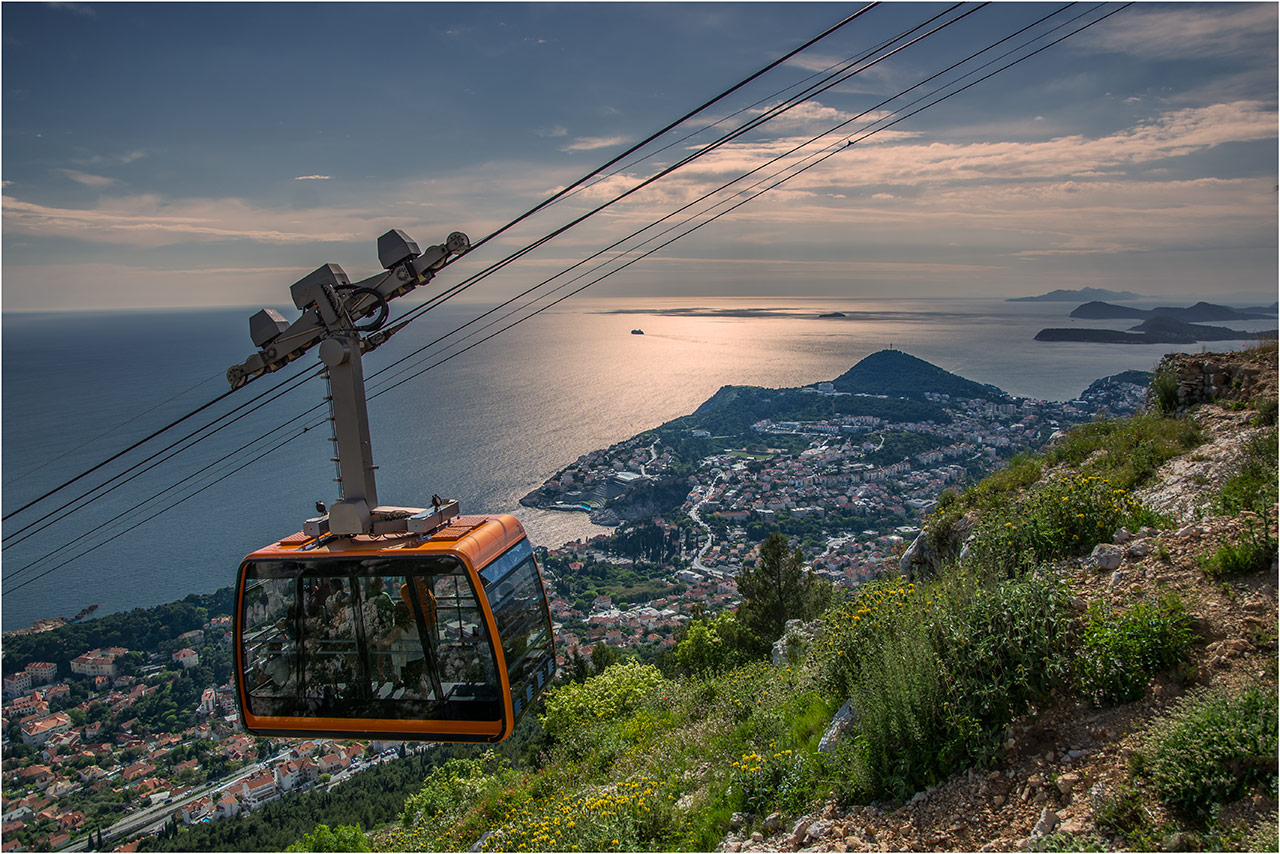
[1147,348,1278,410]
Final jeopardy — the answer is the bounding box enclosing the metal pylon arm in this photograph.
[225,229,469,536]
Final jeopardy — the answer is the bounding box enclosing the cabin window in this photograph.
[240,556,501,722]
[481,541,555,695]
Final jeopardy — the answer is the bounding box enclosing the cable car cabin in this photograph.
[234,514,556,743]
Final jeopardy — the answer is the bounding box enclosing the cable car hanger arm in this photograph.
[226,229,470,391]
[224,229,469,538]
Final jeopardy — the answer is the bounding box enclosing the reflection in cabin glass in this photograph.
[240,555,502,722]
[480,540,555,706]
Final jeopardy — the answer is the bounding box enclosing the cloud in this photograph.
[294,175,331,181]
[76,150,148,168]
[2,195,372,247]
[47,2,96,16]
[1084,4,1278,61]
[701,100,1276,191]
[744,101,865,131]
[55,169,116,188]
[562,136,630,152]
[514,97,1275,278]
[785,52,846,74]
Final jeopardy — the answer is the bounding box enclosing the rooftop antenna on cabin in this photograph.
[225,229,471,537]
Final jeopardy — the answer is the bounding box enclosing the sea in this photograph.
[2,295,1274,631]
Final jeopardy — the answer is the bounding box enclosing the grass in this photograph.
[378,562,1079,851]
[1199,512,1276,578]
[964,473,1163,575]
[1082,680,1280,850]
[1213,428,1277,516]
[1040,412,1204,492]
[950,410,1199,575]
[962,453,1043,512]
[370,406,1251,853]
[818,569,1073,800]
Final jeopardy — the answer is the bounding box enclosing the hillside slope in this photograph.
[363,348,1276,854]
[727,349,1278,853]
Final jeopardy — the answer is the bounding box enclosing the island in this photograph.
[1036,318,1277,344]
[1007,287,1142,302]
[1068,300,1276,322]
[1036,300,1278,344]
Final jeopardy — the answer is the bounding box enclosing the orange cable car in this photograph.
[234,514,556,742]
[226,229,556,743]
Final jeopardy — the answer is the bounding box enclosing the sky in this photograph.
[2,1,1277,312]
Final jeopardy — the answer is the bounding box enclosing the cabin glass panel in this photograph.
[479,540,555,705]
[240,556,501,722]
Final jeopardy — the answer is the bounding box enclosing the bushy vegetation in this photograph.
[1199,512,1276,578]
[541,662,670,741]
[1150,365,1180,414]
[1132,680,1279,825]
[1083,680,1279,851]
[965,473,1161,573]
[1213,428,1277,517]
[285,824,370,852]
[1038,411,1204,491]
[818,570,1072,800]
[300,404,1270,853]
[673,614,759,676]
[1075,594,1195,707]
[376,560,1083,850]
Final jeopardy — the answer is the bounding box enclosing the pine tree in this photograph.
[735,532,827,643]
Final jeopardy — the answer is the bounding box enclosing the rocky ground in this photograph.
[719,350,1279,853]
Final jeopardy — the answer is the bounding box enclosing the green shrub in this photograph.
[1093,784,1160,848]
[394,750,519,849]
[286,824,370,852]
[1076,594,1195,707]
[1199,512,1276,577]
[820,570,1072,800]
[1242,812,1279,852]
[540,661,670,740]
[1251,397,1277,427]
[675,621,725,676]
[966,474,1160,575]
[1132,681,1279,826]
[1151,366,1180,414]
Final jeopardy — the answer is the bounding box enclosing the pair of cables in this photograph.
[1,3,888,590]
[3,4,880,533]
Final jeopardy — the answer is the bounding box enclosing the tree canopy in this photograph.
[735,532,829,644]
